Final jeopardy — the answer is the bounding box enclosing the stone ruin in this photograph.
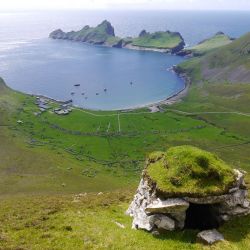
[126,147,250,245]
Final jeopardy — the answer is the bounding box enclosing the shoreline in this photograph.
[30,72,190,112]
[123,43,172,54]
[125,70,190,111]
[52,38,181,55]
[4,39,190,112]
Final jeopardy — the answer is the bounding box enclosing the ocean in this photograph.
[0,10,250,110]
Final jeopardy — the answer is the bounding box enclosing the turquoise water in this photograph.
[1,10,250,109]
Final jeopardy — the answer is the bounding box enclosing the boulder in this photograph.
[132,214,156,231]
[197,229,224,245]
[154,215,175,231]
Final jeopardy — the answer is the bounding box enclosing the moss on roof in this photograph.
[145,145,236,197]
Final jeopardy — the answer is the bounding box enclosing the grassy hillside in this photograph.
[131,31,184,50]
[1,37,250,250]
[50,23,185,52]
[1,193,250,250]
[178,32,250,83]
[0,77,250,249]
[50,20,123,47]
[185,32,232,56]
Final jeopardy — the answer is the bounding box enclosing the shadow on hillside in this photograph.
[152,229,198,244]
[220,214,250,242]
[152,215,250,244]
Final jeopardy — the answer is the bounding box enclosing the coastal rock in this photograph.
[99,20,115,36]
[49,29,66,39]
[197,229,224,245]
[49,20,118,46]
[49,21,186,54]
[139,30,148,37]
[111,39,124,48]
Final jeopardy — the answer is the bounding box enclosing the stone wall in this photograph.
[127,169,250,232]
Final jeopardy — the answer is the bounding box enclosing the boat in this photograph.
[96,93,99,96]
[71,92,75,95]
[74,84,80,87]
[104,88,107,92]
[81,93,85,95]
[130,81,133,85]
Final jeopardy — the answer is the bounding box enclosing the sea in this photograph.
[0,10,250,110]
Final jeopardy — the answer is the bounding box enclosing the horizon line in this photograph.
[1,8,250,12]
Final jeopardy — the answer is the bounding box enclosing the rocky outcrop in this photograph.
[49,20,122,47]
[139,30,148,37]
[50,29,67,39]
[100,20,115,36]
[127,168,250,244]
[49,21,185,54]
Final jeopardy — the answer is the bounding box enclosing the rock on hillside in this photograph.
[50,20,123,48]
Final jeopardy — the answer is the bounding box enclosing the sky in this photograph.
[0,0,250,11]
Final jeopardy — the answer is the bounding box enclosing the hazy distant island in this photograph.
[49,20,185,54]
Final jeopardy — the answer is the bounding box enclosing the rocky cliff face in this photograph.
[99,20,115,36]
[49,21,185,54]
[127,30,185,53]
[49,20,123,48]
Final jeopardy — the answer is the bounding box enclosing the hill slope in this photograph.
[178,32,250,83]
[50,20,123,47]
[183,32,233,56]
[128,29,185,52]
[50,21,185,53]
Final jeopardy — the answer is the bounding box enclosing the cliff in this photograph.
[127,30,185,53]
[49,20,123,48]
[49,21,185,53]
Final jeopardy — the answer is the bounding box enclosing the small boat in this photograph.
[130,81,133,85]
[96,93,99,96]
[104,88,107,92]
[81,93,85,95]
[74,84,80,87]
[71,92,75,95]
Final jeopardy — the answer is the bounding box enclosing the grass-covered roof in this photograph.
[145,145,236,197]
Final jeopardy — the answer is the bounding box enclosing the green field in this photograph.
[186,33,232,55]
[131,31,183,49]
[1,73,250,249]
[178,32,250,83]
[1,30,250,249]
